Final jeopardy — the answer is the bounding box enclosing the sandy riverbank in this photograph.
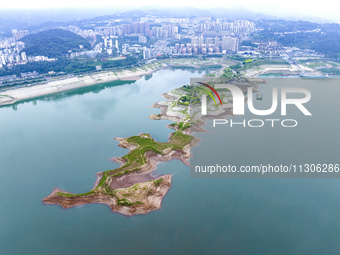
[0,63,167,106]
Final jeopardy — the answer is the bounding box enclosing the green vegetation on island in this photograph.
[178,95,191,105]
[153,178,163,187]
[56,125,192,200]
[223,67,236,79]
[169,122,192,130]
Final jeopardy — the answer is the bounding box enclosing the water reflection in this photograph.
[0,80,136,111]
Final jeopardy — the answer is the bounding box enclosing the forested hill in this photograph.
[20,29,91,58]
[255,20,340,58]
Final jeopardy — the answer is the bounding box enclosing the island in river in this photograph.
[43,65,259,216]
[43,128,193,216]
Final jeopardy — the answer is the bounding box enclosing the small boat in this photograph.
[256,93,263,100]
[299,72,328,78]
[281,73,299,76]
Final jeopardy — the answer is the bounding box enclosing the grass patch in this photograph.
[57,190,95,197]
[154,178,163,187]
[244,59,288,69]
[57,127,192,198]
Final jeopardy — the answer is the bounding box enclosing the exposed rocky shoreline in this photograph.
[43,130,191,216]
[43,175,172,216]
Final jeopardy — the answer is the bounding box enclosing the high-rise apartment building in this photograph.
[12,29,29,41]
[21,52,27,61]
[221,36,239,52]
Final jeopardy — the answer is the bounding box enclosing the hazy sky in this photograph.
[1,0,340,22]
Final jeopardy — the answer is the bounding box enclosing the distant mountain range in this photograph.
[81,7,276,22]
[0,7,335,36]
[147,7,275,20]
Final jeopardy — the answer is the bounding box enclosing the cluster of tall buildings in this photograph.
[100,23,179,39]
[221,36,239,52]
[121,22,150,35]
[186,35,239,54]
[139,36,147,43]
[91,22,151,37]
[12,29,29,41]
[231,20,255,34]
[3,17,256,69]
[103,37,119,55]
[64,26,97,40]
[65,18,253,40]
[155,24,179,38]
[195,20,255,34]
[0,52,27,67]
[0,33,56,68]
[90,18,251,59]
[0,37,27,68]
[143,35,240,60]
[65,22,179,40]
[0,52,55,68]
[152,17,190,24]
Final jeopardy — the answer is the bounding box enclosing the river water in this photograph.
[1,70,340,254]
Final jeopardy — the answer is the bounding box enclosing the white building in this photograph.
[115,40,119,52]
[139,36,147,43]
[21,52,27,61]
[1,56,6,65]
[221,36,239,53]
[7,56,14,63]
[143,48,152,59]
